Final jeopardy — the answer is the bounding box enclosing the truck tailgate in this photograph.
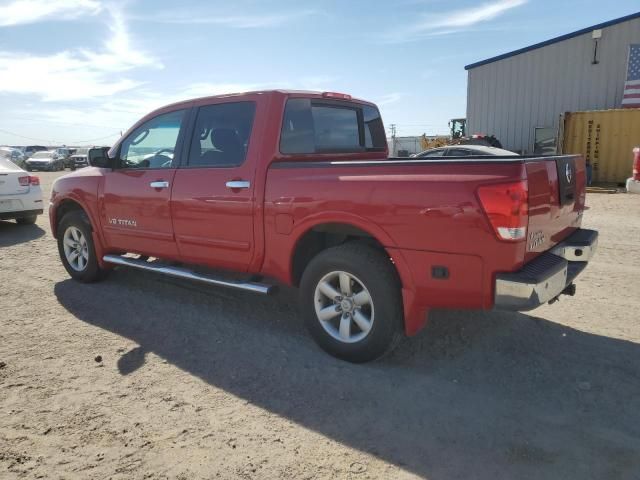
[525,155,586,262]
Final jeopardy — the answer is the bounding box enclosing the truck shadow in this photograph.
[54,271,640,479]
[0,220,46,247]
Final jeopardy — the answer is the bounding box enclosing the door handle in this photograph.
[149,181,169,189]
[225,180,250,189]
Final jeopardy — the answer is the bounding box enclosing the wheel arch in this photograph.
[287,216,421,336]
[52,198,89,238]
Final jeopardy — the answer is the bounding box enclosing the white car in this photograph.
[0,157,43,224]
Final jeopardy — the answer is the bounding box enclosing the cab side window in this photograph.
[419,149,445,157]
[187,102,256,167]
[119,109,186,169]
[446,148,471,157]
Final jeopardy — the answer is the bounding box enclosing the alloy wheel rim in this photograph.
[314,270,374,344]
[63,226,89,271]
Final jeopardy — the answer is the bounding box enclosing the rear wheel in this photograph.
[299,242,403,362]
[57,211,108,282]
[16,215,37,225]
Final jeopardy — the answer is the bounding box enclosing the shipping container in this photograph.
[561,108,640,184]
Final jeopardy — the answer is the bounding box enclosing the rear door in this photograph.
[101,108,188,258]
[170,101,258,271]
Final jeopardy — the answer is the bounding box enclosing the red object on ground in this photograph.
[633,147,640,181]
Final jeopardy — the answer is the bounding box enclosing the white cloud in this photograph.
[0,6,160,101]
[138,9,316,29]
[376,93,403,106]
[0,0,102,26]
[384,0,528,42]
[418,0,527,30]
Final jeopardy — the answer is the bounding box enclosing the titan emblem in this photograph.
[565,163,572,183]
[528,230,546,250]
[109,218,137,227]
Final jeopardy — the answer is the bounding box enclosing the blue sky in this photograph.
[0,0,638,146]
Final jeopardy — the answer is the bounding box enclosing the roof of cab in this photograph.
[149,90,375,115]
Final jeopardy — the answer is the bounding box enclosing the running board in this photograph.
[102,254,276,295]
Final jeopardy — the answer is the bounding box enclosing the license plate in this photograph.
[0,200,14,211]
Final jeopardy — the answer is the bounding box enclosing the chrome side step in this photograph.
[103,254,276,295]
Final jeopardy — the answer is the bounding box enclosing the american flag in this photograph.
[622,44,640,108]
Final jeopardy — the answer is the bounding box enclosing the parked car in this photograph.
[49,90,597,362]
[412,145,518,157]
[22,145,48,158]
[0,146,28,168]
[69,146,108,170]
[25,151,64,171]
[53,148,74,169]
[0,157,43,224]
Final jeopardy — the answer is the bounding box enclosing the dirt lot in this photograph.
[1,171,640,479]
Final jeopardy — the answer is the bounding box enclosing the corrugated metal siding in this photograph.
[467,17,640,154]
[563,109,640,183]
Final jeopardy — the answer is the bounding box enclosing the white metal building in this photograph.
[465,12,640,154]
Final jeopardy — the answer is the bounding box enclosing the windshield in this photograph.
[32,151,54,158]
[75,148,89,155]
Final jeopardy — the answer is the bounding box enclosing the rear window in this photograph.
[280,98,386,154]
[0,158,19,170]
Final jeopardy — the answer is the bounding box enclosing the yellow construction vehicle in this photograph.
[419,118,502,151]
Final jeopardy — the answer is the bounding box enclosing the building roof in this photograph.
[465,11,640,70]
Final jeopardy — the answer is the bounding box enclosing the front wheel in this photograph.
[57,211,108,282]
[299,242,403,363]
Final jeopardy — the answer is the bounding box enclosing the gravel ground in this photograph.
[1,171,640,480]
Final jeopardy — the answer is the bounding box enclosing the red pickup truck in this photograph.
[50,90,598,362]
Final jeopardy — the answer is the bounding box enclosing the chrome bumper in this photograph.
[495,228,598,311]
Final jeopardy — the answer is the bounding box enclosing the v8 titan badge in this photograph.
[109,218,137,227]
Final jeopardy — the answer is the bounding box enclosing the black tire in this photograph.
[16,215,37,225]
[299,242,403,363]
[71,165,76,171]
[57,210,108,282]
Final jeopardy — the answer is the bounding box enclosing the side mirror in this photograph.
[89,149,112,168]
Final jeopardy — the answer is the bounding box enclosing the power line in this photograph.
[0,126,121,146]
[9,114,125,131]
[0,127,57,144]
[70,131,122,144]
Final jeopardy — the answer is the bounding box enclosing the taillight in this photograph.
[18,175,40,186]
[477,181,528,241]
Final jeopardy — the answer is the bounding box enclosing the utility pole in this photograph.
[390,124,397,156]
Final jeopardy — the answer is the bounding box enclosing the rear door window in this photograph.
[186,102,256,167]
[280,98,386,154]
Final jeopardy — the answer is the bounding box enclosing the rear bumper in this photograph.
[0,208,43,220]
[494,228,598,311]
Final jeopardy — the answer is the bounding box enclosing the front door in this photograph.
[171,101,257,272]
[101,108,188,259]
